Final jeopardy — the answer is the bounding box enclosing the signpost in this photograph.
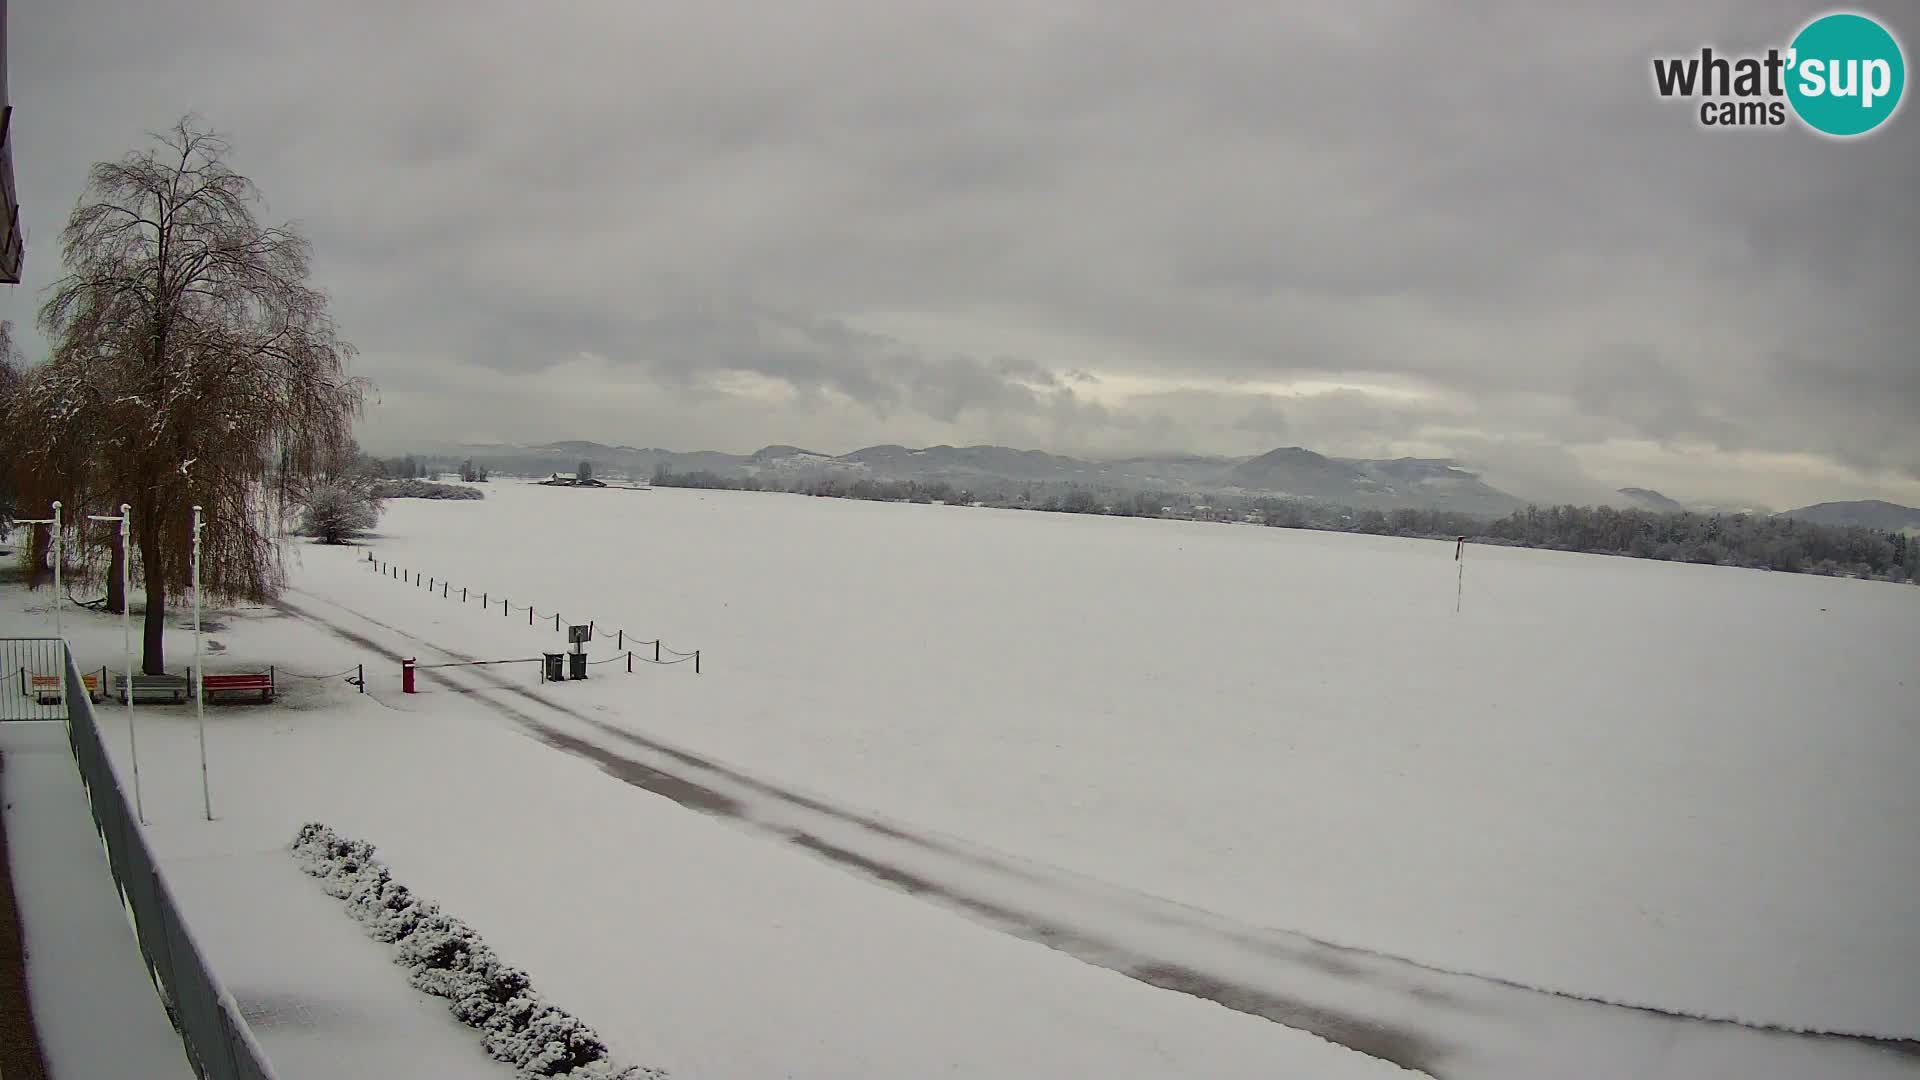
[567,624,590,680]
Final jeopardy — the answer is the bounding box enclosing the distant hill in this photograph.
[409,439,1532,516]
[1617,487,1684,512]
[1779,500,1920,531]
[391,438,1918,524]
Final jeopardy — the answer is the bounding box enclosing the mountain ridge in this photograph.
[412,439,1528,515]
[392,438,1915,522]
[1779,499,1920,532]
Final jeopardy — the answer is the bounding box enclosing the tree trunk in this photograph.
[106,529,126,614]
[137,505,166,674]
[28,522,50,586]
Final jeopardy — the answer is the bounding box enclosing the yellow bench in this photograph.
[31,672,103,705]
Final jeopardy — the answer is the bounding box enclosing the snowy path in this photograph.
[0,722,195,1080]
[280,586,1920,1080]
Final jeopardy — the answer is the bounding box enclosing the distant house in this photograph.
[540,472,608,488]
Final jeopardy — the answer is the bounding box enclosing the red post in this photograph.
[402,657,417,694]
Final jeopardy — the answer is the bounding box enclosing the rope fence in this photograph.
[362,551,703,676]
[277,666,362,681]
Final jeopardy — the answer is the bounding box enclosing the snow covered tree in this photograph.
[300,478,382,544]
[30,117,367,672]
[0,321,20,534]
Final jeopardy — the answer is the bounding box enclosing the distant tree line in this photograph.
[651,467,1920,584]
[361,455,491,483]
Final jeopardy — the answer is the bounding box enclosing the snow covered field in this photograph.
[4,480,1917,1078]
[326,483,1919,1036]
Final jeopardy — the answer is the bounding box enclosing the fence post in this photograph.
[627,652,633,674]
[617,629,623,649]
[358,663,364,694]
[554,613,560,631]
[695,650,701,675]
[529,607,534,626]
[463,587,468,602]
[654,641,661,663]
[443,583,449,598]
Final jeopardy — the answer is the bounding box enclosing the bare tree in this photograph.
[30,117,367,672]
[0,321,21,535]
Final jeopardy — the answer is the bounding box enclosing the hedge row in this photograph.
[291,823,663,1079]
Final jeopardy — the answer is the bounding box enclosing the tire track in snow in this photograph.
[277,589,1920,1080]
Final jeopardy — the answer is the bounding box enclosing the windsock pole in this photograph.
[1455,536,1466,614]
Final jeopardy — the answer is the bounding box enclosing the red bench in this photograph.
[200,669,276,704]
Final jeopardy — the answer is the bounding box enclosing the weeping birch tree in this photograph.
[0,321,21,536]
[30,117,366,673]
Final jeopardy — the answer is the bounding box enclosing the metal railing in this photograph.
[48,640,281,1079]
[1,637,72,721]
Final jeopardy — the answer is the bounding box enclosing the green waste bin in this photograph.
[568,651,587,680]
[543,653,564,682]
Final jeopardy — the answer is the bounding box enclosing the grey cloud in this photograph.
[3,0,1915,508]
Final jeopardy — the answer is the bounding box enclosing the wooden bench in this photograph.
[30,672,102,705]
[115,674,191,705]
[200,670,276,704]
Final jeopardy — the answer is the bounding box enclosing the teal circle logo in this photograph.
[1786,12,1906,136]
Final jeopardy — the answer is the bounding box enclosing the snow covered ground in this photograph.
[1,574,1408,1078]
[0,721,195,1080]
[4,482,1916,1079]
[323,483,1920,1039]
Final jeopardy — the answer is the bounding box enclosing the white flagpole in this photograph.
[20,504,63,638]
[89,505,140,823]
[51,502,62,642]
[124,506,140,822]
[193,505,210,820]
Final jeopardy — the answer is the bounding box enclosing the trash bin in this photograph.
[568,651,588,680]
[543,652,564,683]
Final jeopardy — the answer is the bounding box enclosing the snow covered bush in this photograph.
[372,478,485,500]
[300,478,383,544]
[291,823,664,1079]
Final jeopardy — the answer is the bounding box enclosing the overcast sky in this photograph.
[4,1,1915,508]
